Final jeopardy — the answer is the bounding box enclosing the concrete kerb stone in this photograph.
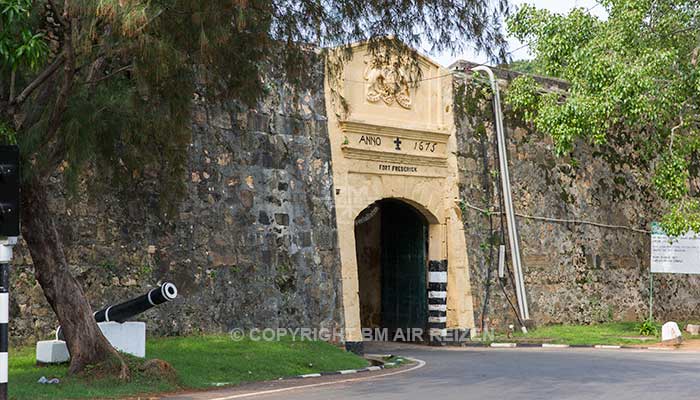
[458,342,679,351]
[286,353,407,380]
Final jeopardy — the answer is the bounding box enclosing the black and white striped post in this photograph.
[0,145,20,400]
[428,260,448,344]
[0,237,16,400]
[0,146,20,400]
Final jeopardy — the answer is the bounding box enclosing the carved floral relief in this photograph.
[363,54,413,109]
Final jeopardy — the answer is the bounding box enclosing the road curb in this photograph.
[196,358,426,400]
[288,355,405,379]
[460,342,675,351]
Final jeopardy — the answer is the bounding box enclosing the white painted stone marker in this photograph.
[36,340,70,364]
[685,324,700,335]
[661,321,683,342]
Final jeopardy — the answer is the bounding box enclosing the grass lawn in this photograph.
[501,321,700,346]
[9,335,368,400]
[505,322,659,345]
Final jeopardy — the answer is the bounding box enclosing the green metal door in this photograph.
[381,201,427,334]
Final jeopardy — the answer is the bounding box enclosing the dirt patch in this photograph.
[78,354,178,383]
[671,338,700,350]
[139,359,178,382]
[627,338,700,350]
[77,354,130,381]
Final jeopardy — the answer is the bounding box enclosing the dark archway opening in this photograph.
[355,199,428,339]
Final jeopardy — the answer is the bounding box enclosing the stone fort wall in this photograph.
[453,61,700,332]
[8,55,700,343]
[9,56,344,344]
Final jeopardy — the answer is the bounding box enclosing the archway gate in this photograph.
[355,199,428,336]
[324,41,476,352]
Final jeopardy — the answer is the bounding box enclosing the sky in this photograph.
[430,0,608,67]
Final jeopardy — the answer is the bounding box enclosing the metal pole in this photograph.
[471,66,530,321]
[0,237,16,400]
[649,270,654,321]
[498,245,506,279]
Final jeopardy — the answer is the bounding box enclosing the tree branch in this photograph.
[85,56,105,82]
[38,5,76,179]
[83,64,132,85]
[9,70,16,103]
[10,56,64,106]
[670,115,683,153]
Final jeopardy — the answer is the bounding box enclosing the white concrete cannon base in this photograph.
[36,321,146,363]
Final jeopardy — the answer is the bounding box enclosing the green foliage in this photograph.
[0,0,48,71]
[504,59,547,76]
[453,73,491,126]
[638,317,658,336]
[504,1,700,235]
[660,199,700,237]
[99,261,118,275]
[0,120,16,144]
[504,75,539,122]
[139,263,153,277]
[510,322,659,345]
[1,0,512,213]
[509,5,600,79]
[654,153,689,201]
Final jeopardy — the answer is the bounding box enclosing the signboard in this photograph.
[651,222,700,274]
[0,145,20,237]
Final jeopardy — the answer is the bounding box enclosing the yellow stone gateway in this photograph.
[324,41,476,348]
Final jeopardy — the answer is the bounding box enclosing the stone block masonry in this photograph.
[8,54,344,343]
[7,47,700,343]
[453,60,700,331]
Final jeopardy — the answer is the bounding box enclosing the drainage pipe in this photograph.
[471,66,530,322]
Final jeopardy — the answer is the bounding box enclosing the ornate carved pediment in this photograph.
[363,53,414,109]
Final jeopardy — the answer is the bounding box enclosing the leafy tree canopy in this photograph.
[505,0,700,236]
[1,0,511,207]
[503,58,546,75]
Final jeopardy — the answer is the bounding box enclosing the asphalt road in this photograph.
[240,342,700,400]
[166,342,700,400]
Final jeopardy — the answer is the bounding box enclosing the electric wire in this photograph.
[462,202,650,234]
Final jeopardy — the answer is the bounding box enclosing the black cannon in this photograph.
[57,282,178,340]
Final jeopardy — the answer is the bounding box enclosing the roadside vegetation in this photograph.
[508,322,658,345]
[9,335,367,399]
[501,321,699,346]
[505,0,700,236]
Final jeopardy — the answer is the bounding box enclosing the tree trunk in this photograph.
[21,176,128,377]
